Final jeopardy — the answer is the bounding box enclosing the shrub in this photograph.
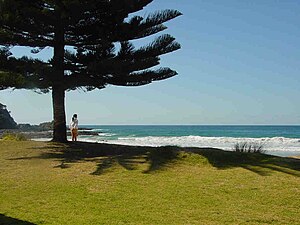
[233,142,265,154]
[1,132,27,141]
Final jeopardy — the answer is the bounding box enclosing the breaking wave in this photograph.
[79,135,300,152]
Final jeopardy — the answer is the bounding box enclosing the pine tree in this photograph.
[0,0,181,142]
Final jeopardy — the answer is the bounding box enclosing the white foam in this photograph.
[97,133,116,137]
[91,135,300,152]
[32,135,300,152]
[31,138,52,142]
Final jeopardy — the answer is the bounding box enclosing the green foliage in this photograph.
[0,0,182,92]
[234,142,265,153]
[0,48,52,92]
[0,70,25,89]
[1,132,27,141]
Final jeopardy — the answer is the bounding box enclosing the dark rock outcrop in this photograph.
[0,112,101,139]
[0,103,17,129]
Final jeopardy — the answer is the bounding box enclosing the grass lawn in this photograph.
[0,140,299,225]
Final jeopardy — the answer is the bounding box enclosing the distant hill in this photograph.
[17,121,54,131]
[0,103,17,129]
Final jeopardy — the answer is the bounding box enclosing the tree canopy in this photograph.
[0,0,181,92]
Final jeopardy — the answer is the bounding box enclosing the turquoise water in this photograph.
[77,125,300,156]
[83,125,300,139]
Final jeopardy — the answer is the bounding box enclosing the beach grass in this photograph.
[0,140,299,225]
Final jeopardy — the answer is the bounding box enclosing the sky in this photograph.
[1,0,300,125]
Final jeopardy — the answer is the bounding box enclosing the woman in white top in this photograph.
[70,114,78,141]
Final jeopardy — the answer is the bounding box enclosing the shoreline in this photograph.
[0,128,100,139]
[2,128,300,158]
[29,138,300,158]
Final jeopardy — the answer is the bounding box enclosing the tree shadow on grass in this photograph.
[0,214,36,225]
[14,142,180,175]
[9,142,300,176]
[185,147,300,177]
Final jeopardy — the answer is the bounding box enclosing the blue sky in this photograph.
[1,0,300,125]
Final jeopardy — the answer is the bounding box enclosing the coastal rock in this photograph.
[21,131,53,139]
[22,129,100,139]
[1,117,101,139]
[0,103,17,129]
[73,130,99,136]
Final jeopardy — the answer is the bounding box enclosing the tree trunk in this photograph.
[52,86,67,142]
[51,6,66,142]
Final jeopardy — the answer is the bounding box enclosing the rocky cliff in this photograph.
[0,103,17,129]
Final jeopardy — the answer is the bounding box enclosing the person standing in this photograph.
[70,114,78,141]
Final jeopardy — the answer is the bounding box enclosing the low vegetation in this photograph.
[1,132,27,141]
[0,141,299,224]
[233,141,266,154]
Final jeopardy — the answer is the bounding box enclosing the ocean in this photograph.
[75,125,300,157]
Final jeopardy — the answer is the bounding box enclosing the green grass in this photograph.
[0,140,299,225]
